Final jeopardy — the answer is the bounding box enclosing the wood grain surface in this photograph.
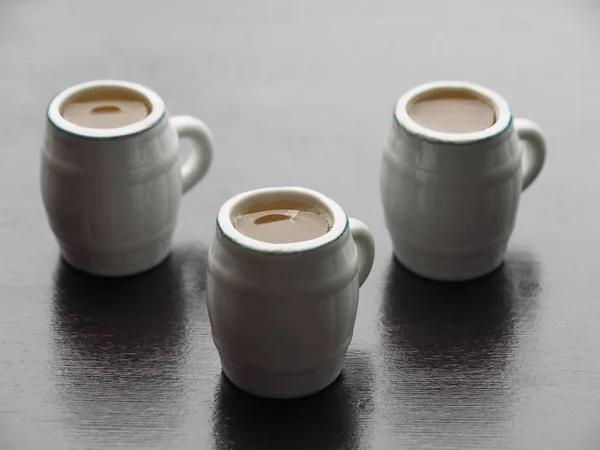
[1,0,599,448]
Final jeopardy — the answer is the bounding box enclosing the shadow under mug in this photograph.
[381,81,547,281]
[41,80,214,277]
[207,186,376,399]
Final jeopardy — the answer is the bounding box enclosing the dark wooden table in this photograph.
[1,0,599,448]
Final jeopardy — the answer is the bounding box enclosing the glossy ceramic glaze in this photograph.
[41,80,213,276]
[207,187,375,399]
[381,81,546,281]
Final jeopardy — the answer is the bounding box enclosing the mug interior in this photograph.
[217,187,348,254]
[47,80,166,139]
[394,81,512,144]
[59,85,154,118]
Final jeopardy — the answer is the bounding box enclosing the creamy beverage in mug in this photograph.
[207,187,375,399]
[233,199,332,243]
[381,81,546,281]
[41,80,214,276]
[60,85,151,129]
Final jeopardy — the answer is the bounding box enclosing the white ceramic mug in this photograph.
[207,187,375,399]
[381,81,546,281]
[41,80,214,276]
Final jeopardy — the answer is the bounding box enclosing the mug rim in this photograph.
[47,79,166,140]
[217,186,349,255]
[394,81,513,144]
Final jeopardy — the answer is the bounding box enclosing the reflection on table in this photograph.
[378,250,542,448]
[50,244,208,447]
[212,348,376,450]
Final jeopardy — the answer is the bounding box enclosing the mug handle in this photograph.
[349,218,375,287]
[515,118,546,191]
[171,115,214,194]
